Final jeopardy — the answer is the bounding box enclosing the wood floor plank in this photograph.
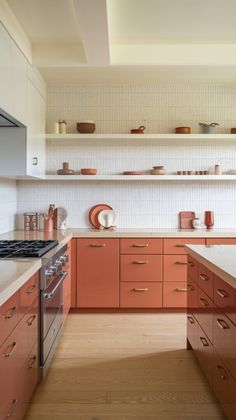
[25,313,225,419]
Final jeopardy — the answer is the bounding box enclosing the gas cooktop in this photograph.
[0,240,59,258]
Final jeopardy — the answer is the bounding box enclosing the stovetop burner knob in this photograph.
[45,268,54,278]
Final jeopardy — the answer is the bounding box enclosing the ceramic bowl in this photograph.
[77,121,96,133]
[80,168,97,175]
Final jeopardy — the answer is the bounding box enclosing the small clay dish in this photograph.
[80,168,97,175]
[77,121,96,133]
[175,127,191,134]
[123,171,144,175]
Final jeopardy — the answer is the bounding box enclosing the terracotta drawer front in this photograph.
[163,281,187,308]
[20,273,39,315]
[187,314,199,350]
[195,327,213,386]
[195,288,213,344]
[120,238,162,255]
[19,299,39,358]
[214,275,236,325]
[0,291,20,347]
[187,255,198,282]
[120,282,162,308]
[187,280,198,317]
[213,351,236,420]
[163,238,205,255]
[206,238,236,245]
[120,255,162,282]
[214,307,236,381]
[198,264,213,299]
[22,343,39,405]
[163,254,187,282]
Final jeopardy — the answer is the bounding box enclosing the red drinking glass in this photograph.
[205,211,214,229]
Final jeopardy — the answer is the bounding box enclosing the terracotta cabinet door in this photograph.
[198,264,213,300]
[163,255,187,282]
[195,327,213,386]
[120,282,162,308]
[0,291,20,347]
[163,282,187,308]
[187,280,198,318]
[77,239,119,308]
[213,351,236,420]
[214,274,236,325]
[206,238,236,245]
[187,313,199,351]
[120,255,162,282]
[195,289,213,344]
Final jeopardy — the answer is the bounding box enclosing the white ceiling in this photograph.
[6,0,236,84]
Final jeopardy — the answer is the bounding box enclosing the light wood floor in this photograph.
[25,313,225,420]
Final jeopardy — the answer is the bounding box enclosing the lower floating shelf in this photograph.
[44,175,236,181]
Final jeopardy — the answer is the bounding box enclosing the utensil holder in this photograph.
[44,218,53,232]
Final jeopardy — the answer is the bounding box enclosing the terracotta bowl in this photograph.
[231,128,236,134]
[80,168,97,175]
[175,127,191,134]
[77,121,96,133]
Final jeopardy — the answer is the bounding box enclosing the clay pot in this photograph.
[231,128,236,134]
[57,162,74,175]
[175,127,191,134]
[80,168,97,175]
[77,121,96,133]
[130,125,146,134]
[151,166,165,175]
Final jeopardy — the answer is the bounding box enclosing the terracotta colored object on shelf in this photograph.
[123,171,145,175]
[179,211,196,229]
[80,168,97,175]
[204,211,214,229]
[175,127,191,134]
[151,166,165,175]
[130,125,146,134]
[231,128,236,134]
[88,204,113,229]
[77,121,96,133]
[57,162,74,175]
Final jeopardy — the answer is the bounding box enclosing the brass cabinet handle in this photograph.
[199,297,209,307]
[132,288,148,292]
[6,399,18,418]
[4,342,17,358]
[132,244,148,248]
[26,284,36,295]
[175,261,187,265]
[216,318,230,330]
[28,355,37,369]
[187,284,195,291]
[216,289,229,299]
[175,288,187,292]
[187,315,195,324]
[26,315,36,326]
[175,244,185,248]
[132,260,148,265]
[199,273,209,282]
[2,306,17,320]
[216,365,228,380]
[89,244,106,247]
[200,336,209,347]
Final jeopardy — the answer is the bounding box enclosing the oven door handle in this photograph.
[44,271,68,300]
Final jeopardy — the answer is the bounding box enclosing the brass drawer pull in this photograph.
[26,315,36,326]
[3,306,17,320]
[26,284,36,295]
[4,341,17,358]
[216,289,229,299]
[132,260,148,265]
[132,244,148,248]
[89,244,106,247]
[199,297,209,307]
[175,288,187,292]
[200,273,209,282]
[216,318,230,330]
[216,365,228,380]
[28,355,37,369]
[132,288,148,292]
[187,315,195,324]
[175,261,187,265]
[6,399,18,418]
[175,244,185,248]
[200,336,209,347]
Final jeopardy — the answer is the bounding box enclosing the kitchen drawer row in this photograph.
[187,256,236,419]
[70,237,236,309]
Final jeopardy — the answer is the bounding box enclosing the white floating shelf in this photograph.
[44,175,236,181]
[46,133,236,142]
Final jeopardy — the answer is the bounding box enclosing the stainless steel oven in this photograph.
[40,244,68,376]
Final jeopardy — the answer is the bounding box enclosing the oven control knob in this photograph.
[55,259,62,270]
[45,268,54,277]
[59,255,68,265]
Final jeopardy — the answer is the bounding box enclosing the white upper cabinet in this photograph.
[0,23,46,178]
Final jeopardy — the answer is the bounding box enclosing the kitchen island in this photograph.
[186,244,236,420]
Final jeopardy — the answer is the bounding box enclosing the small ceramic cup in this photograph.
[44,218,53,232]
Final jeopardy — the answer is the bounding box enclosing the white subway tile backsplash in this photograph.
[17,83,236,229]
[0,179,17,233]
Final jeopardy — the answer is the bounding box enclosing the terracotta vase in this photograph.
[204,211,214,229]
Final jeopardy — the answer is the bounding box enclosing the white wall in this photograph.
[0,179,17,233]
[17,83,236,229]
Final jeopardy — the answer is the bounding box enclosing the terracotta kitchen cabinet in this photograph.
[195,288,213,344]
[120,282,162,308]
[198,263,213,299]
[163,238,205,255]
[187,281,198,317]
[214,274,236,325]
[163,254,187,282]
[63,240,72,320]
[70,239,77,308]
[195,326,213,386]
[206,238,236,245]
[0,291,20,347]
[120,238,162,255]
[187,255,199,281]
[187,313,199,351]
[77,239,119,308]
[213,351,236,420]
[163,281,187,307]
[120,254,162,282]
[19,272,39,313]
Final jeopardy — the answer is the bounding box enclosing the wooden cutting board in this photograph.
[179,211,195,229]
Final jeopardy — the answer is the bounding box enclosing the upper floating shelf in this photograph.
[46,133,236,142]
[44,175,236,181]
